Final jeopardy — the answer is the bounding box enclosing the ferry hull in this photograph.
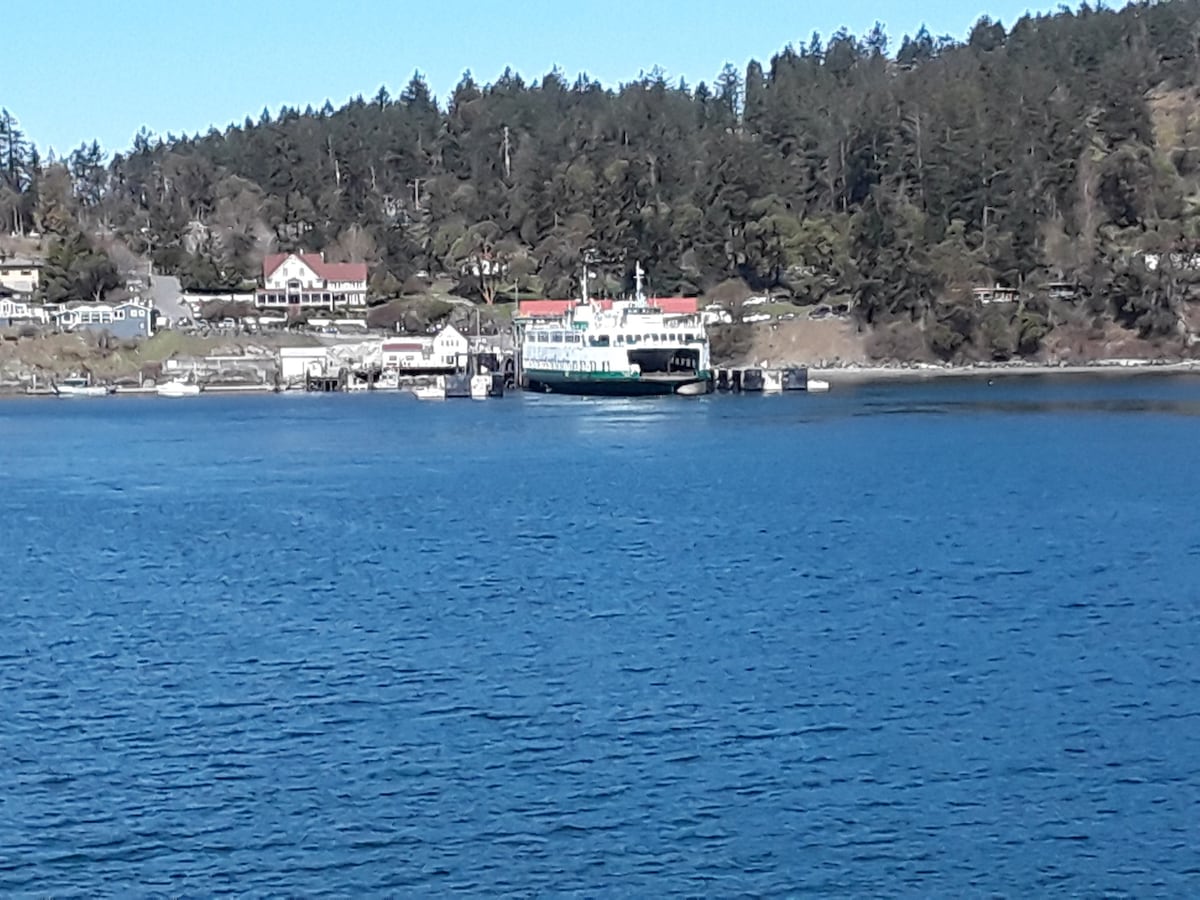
[526,370,711,397]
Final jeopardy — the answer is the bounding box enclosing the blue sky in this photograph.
[11,0,1072,158]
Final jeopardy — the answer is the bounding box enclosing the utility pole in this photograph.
[502,126,511,179]
[409,178,422,209]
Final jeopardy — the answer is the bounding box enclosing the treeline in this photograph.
[5,1,1200,349]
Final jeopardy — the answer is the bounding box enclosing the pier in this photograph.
[713,367,827,392]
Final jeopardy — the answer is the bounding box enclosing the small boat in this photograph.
[469,374,491,399]
[411,376,445,400]
[53,377,110,398]
[806,379,831,392]
[157,379,202,397]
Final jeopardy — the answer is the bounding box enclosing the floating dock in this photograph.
[715,367,829,393]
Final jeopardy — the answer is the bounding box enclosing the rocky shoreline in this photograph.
[810,359,1200,384]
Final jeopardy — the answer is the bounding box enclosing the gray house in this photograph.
[54,301,155,339]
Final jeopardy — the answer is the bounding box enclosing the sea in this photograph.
[2,375,1199,897]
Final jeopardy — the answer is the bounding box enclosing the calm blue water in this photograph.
[2,377,1199,896]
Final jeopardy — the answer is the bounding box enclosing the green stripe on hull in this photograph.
[525,369,711,397]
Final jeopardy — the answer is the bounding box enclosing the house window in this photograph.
[115,310,125,319]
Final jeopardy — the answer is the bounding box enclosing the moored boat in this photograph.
[515,263,712,397]
[157,379,202,397]
[411,376,445,400]
[469,374,491,399]
[53,377,110,398]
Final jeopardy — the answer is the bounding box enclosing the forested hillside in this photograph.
[6,0,1200,358]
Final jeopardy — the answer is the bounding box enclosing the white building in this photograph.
[972,286,1021,305]
[432,324,469,366]
[381,325,469,371]
[257,252,368,309]
[278,347,332,382]
[0,296,49,325]
[0,258,41,295]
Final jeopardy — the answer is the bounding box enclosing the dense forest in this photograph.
[6,0,1200,357]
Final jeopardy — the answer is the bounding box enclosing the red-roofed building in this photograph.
[648,297,698,314]
[516,296,697,318]
[256,251,368,309]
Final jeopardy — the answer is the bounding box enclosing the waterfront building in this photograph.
[381,325,469,372]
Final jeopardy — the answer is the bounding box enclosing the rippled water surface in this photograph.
[3,376,1200,896]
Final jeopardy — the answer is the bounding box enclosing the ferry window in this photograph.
[589,335,610,347]
[627,335,638,345]
[616,335,625,345]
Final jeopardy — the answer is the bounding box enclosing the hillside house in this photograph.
[53,301,154,339]
[0,258,41,296]
[972,286,1021,305]
[256,252,368,309]
[0,294,49,326]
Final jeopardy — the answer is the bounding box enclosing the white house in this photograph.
[0,296,49,325]
[972,285,1021,305]
[0,257,41,295]
[433,324,468,366]
[257,252,368,309]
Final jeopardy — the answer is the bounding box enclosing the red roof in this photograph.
[650,297,698,313]
[263,252,367,283]
[518,300,577,317]
[517,297,697,317]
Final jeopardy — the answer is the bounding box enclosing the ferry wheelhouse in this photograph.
[515,265,712,396]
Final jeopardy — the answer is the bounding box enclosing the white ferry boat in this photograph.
[516,264,712,396]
